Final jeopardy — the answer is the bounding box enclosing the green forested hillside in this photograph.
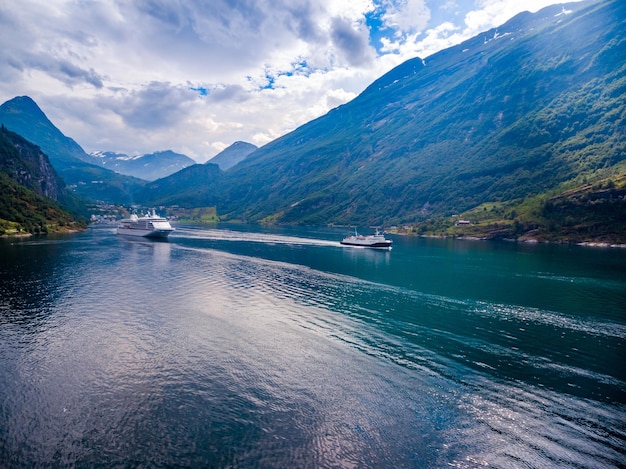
[0,173,82,235]
[411,171,626,243]
[137,1,625,238]
[0,127,86,235]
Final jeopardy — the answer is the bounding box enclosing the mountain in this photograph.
[0,96,145,203]
[207,141,258,171]
[90,149,196,181]
[0,96,94,169]
[0,126,86,234]
[138,0,624,232]
[204,0,625,227]
[135,163,223,207]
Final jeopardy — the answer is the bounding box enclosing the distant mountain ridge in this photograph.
[0,96,97,169]
[88,141,257,205]
[89,149,196,181]
[135,163,223,207]
[207,141,257,170]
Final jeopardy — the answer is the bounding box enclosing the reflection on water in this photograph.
[118,236,172,268]
[0,225,624,467]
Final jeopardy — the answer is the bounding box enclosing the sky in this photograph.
[0,0,581,163]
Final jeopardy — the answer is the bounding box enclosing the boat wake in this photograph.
[173,226,340,248]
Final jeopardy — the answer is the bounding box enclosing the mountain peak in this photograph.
[208,141,257,171]
[4,95,38,108]
[1,96,49,123]
[0,95,95,169]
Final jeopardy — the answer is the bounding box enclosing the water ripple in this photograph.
[1,229,624,467]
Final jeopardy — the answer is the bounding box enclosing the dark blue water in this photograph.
[1,224,625,468]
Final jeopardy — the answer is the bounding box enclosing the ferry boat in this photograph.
[116,210,174,238]
[340,228,392,249]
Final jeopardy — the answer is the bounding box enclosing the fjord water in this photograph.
[1,225,624,468]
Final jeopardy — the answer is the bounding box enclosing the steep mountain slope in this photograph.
[0,125,66,202]
[0,96,145,203]
[207,141,258,171]
[210,0,625,226]
[0,126,85,234]
[0,97,93,169]
[89,149,196,181]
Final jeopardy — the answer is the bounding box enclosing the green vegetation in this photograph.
[411,174,626,244]
[0,173,83,235]
[135,164,223,207]
[170,207,219,222]
[0,126,86,235]
[1,2,624,244]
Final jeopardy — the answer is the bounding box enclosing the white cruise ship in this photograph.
[117,210,174,238]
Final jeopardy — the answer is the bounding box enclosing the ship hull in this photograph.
[116,228,173,238]
[340,240,392,249]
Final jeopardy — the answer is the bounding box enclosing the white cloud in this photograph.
[463,0,574,35]
[381,0,431,34]
[330,16,377,67]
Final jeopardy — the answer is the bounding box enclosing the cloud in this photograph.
[204,84,249,103]
[381,0,431,34]
[26,54,105,89]
[285,2,326,43]
[0,2,107,89]
[463,0,572,34]
[110,82,199,129]
[440,1,459,12]
[381,20,464,61]
[330,16,376,67]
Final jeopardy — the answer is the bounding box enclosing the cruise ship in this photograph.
[340,229,392,249]
[117,210,175,238]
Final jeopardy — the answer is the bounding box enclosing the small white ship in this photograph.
[340,228,392,249]
[117,210,174,238]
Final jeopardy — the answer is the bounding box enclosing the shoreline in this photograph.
[1,227,86,238]
[395,232,626,249]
